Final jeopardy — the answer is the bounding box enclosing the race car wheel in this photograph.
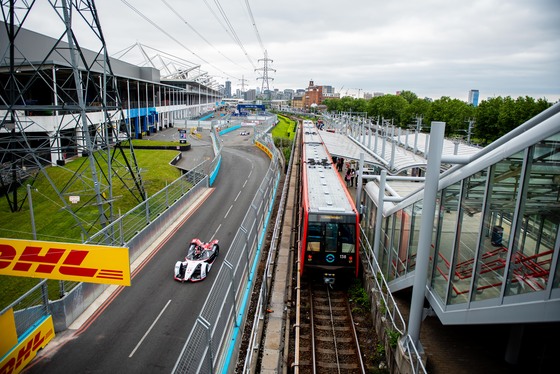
[178,263,186,279]
[212,244,219,256]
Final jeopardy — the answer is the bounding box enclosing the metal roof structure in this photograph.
[302,123,354,214]
[319,127,481,175]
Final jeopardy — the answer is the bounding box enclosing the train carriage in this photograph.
[300,120,360,283]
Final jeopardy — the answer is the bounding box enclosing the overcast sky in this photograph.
[22,0,560,102]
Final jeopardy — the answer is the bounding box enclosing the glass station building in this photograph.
[321,104,560,368]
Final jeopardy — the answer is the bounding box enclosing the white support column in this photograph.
[407,121,445,348]
[51,66,63,165]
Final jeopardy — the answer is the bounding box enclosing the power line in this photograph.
[244,0,265,54]
[211,0,257,70]
[160,0,244,71]
[119,0,234,78]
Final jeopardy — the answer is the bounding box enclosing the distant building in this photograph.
[225,81,232,98]
[468,89,480,107]
[244,89,256,101]
[283,89,294,101]
[291,95,304,110]
[304,79,323,109]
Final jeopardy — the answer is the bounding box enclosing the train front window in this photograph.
[325,223,338,253]
[307,223,321,252]
[306,220,356,253]
[340,223,356,253]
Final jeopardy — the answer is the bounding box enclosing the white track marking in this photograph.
[224,205,233,219]
[129,299,172,358]
[212,224,221,239]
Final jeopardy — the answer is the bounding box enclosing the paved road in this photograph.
[26,127,269,373]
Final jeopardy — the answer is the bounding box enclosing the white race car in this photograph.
[174,238,219,282]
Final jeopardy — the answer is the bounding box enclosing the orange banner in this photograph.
[0,315,55,374]
[0,238,130,286]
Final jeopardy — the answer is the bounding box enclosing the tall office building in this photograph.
[225,80,232,98]
[468,89,480,107]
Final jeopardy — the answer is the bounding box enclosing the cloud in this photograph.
[12,0,560,101]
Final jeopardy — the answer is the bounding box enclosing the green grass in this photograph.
[0,144,184,309]
[272,114,296,140]
[272,114,296,161]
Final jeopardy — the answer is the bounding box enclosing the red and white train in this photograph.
[299,120,360,283]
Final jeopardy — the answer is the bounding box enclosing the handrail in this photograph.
[360,226,427,373]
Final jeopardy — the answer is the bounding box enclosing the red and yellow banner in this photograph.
[0,315,55,374]
[0,238,130,286]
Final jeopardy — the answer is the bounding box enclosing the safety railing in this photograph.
[360,227,427,373]
[241,121,296,373]
[172,134,281,374]
[0,279,49,339]
[85,164,207,247]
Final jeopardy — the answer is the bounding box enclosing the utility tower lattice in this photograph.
[0,1,146,241]
[255,50,275,100]
[239,75,249,94]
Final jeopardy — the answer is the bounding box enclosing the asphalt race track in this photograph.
[25,128,270,373]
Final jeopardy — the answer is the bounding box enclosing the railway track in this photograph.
[297,282,366,374]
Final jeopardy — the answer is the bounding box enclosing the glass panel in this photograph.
[367,199,376,238]
[473,153,524,301]
[506,135,560,295]
[339,223,355,254]
[381,217,391,276]
[325,223,338,253]
[391,212,402,279]
[396,208,412,277]
[428,192,441,282]
[448,172,487,304]
[432,182,461,301]
[408,201,423,272]
[306,223,321,252]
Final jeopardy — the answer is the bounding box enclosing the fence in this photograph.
[172,133,281,374]
[86,163,207,253]
[360,227,427,374]
[2,120,280,373]
[241,120,295,373]
[0,279,49,338]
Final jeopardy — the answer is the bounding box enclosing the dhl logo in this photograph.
[0,316,55,374]
[0,239,130,286]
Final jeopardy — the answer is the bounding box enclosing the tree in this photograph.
[475,97,504,145]
[399,90,418,104]
[367,95,409,126]
[426,97,475,136]
[403,98,431,128]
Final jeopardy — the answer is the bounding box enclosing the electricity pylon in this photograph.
[0,1,145,241]
[255,50,275,101]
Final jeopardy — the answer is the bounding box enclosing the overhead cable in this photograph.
[160,0,244,70]
[119,0,234,79]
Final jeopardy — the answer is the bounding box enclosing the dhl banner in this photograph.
[0,309,18,358]
[0,238,130,286]
[0,315,55,374]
